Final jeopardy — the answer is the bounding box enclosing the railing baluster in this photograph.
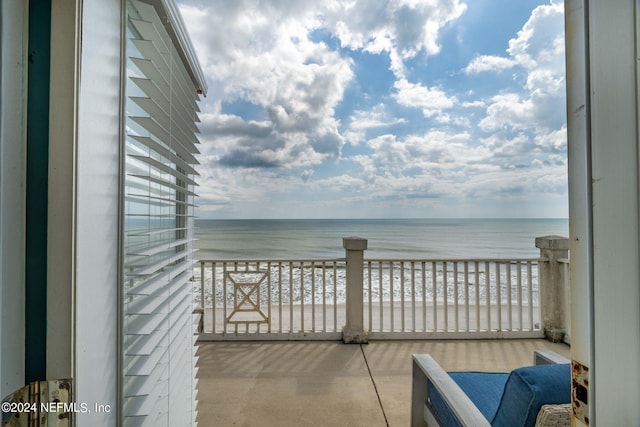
[475,261,480,331]
[300,261,305,332]
[278,262,283,334]
[333,261,346,332]
[464,261,469,333]
[411,262,416,332]
[528,261,534,331]
[485,261,491,331]
[400,261,405,332]
[507,261,512,331]
[252,261,258,334]
[368,261,373,333]
[267,262,272,333]
[379,261,383,332]
[244,262,249,334]
[311,262,315,333]
[200,261,205,315]
[233,263,238,335]
[443,261,448,332]
[453,261,459,332]
[421,261,426,332]
[322,261,327,333]
[289,262,294,333]
[211,261,216,333]
[390,262,395,332]
[496,262,501,331]
[432,261,437,332]
[223,262,228,333]
[517,261,523,330]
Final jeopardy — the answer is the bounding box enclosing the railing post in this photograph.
[342,237,368,343]
[535,235,570,342]
[195,261,205,334]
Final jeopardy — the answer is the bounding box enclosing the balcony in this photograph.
[194,235,571,425]
[196,339,570,425]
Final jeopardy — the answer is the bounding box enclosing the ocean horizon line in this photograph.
[195,217,569,221]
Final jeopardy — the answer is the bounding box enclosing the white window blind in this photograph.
[123,1,202,425]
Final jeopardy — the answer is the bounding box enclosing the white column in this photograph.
[342,237,368,343]
[566,1,640,425]
[535,236,569,342]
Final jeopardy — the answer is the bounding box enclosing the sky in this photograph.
[177,0,567,219]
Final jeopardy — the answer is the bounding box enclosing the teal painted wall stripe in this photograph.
[25,0,51,383]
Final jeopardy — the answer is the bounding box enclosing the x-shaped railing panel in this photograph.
[225,271,269,324]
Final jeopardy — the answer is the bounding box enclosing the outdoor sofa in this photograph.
[411,350,571,427]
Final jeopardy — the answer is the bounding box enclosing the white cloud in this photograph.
[392,79,457,118]
[177,8,359,176]
[314,174,367,190]
[301,169,314,182]
[478,94,536,131]
[461,100,486,108]
[178,0,470,173]
[360,131,484,183]
[507,1,565,69]
[346,104,407,145]
[472,1,566,133]
[465,0,565,77]
[320,0,467,78]
[464,55,516,74]
[537,125,567,152]
[349,104,407,131]
[177,0,568,219]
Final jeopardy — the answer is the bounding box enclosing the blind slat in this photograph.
[129,134,199,171]
[127,249,193,277]
[131,57,169,89]
[126,193,198,208]
[127,173,198,197]
[126,272,191,316]
[127,226,188,237]
[123,359,165,398]
[130,96,169,127]
[126,260,194,296]
[128,238,189,257]
[130,77,168,106]
[131,39,170,77]
[131,116,200,155]
[129,154,197,186]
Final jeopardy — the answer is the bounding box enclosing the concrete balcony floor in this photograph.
[196,339,570,426]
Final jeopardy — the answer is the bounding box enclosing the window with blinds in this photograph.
[123,1,203,425]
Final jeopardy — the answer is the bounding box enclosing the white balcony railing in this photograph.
[195,235,573,341]
[196,236,569,342]
[362,259,540,339]
[197,259,346,340]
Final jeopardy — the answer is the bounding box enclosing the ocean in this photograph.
[194,218,569,260]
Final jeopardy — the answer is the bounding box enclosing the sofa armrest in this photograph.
[534,350,570,366]
[412,354,491,427]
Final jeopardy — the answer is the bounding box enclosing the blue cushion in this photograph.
[491,363,571,427]
[427,372,509,427]
[426,364,571,427]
